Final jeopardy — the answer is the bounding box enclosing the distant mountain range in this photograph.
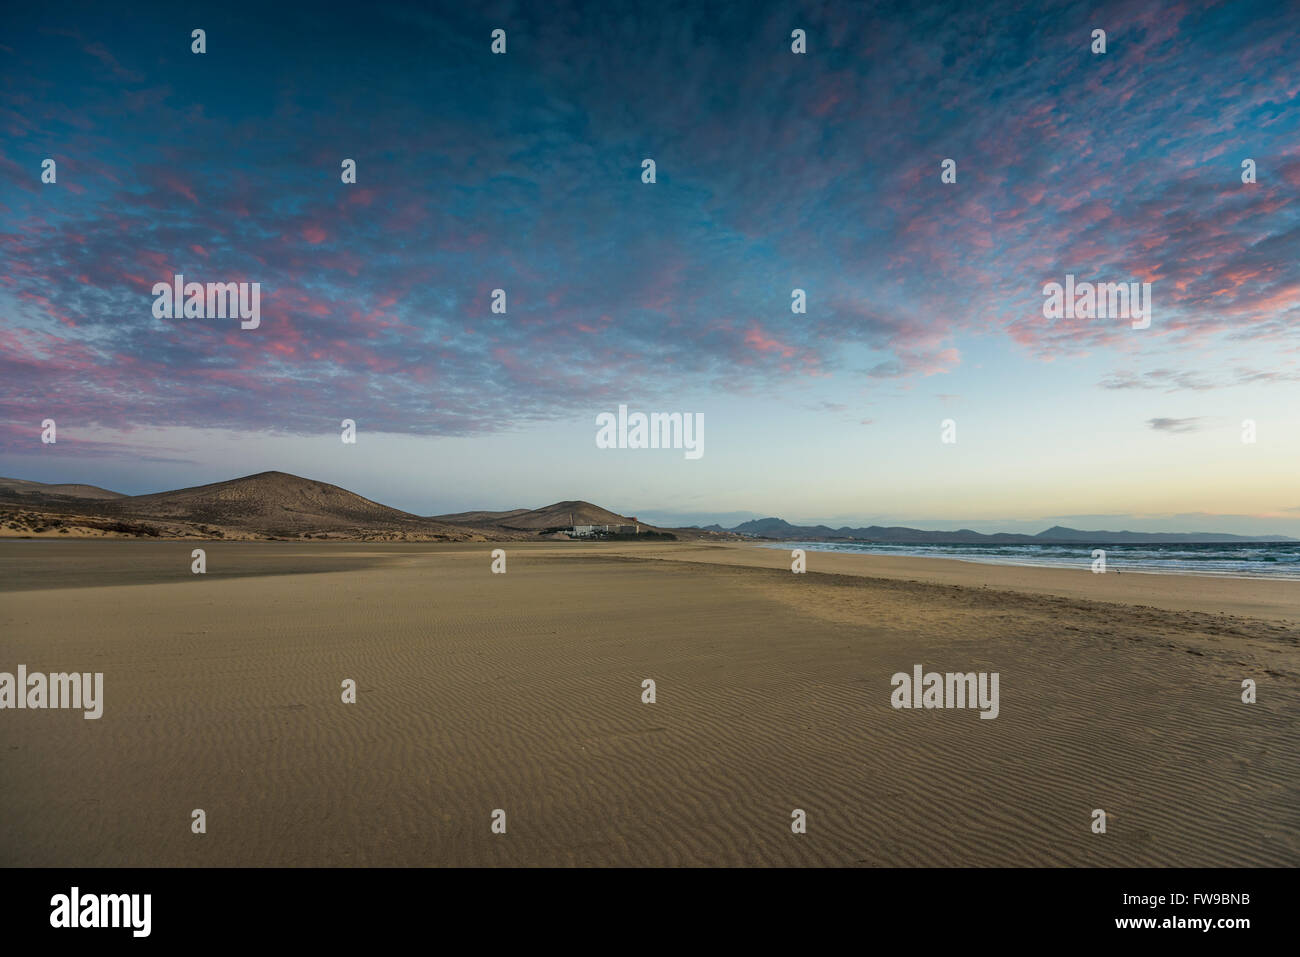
[697,517,1296,544]
[0,472,714,542]
[1,473,1290,543]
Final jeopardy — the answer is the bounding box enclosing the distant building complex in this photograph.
[569,522,640,537]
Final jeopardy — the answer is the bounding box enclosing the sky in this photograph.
[2,0,1299,534]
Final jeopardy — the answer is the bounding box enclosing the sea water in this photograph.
[761,541,1300,580]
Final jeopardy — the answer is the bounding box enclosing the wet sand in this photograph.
[1,541,1296,866]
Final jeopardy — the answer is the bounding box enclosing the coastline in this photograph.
[754,540,1300,582]
[609,541,1300,623]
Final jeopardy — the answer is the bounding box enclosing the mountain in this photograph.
[0,476,127,500]
[502,500,636,531]
[9,473,1281,543]
[0,471,482,541]
[436,500,636,531]
[431,508,533,525]
[1032,525,1289,543]
[0,473,717,541]
[430,499,708,538]
[125,471,422,528]
[727,517,1295,543]
[730,518,1029,542]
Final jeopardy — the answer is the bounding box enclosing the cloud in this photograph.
[1147,417,1204,433]
[1100,369,1216,391]
[1102,366,1300,392]
[2,0,1298,450]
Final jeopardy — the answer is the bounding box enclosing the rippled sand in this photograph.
[1,541,1295,866]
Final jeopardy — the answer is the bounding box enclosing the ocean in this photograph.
[761,540,1300,580]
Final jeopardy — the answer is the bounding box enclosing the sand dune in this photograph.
[0,541,1295,867]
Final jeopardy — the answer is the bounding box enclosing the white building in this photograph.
[570,523,639,537]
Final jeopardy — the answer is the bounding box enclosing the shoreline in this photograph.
[2,538,1297,621]
[612,541,1300,623]
[752,540,1300,582]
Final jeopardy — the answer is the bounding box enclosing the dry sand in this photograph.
[1,540,1296,866]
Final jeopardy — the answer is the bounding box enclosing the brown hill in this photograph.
[126,471,420,526]
[1,472,480,541]
[1,472,734,541]
[508,500,638,530]
[436,500,639,531]
[431,508,533,525]
[0,477,126,500]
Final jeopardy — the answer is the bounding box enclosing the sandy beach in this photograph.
[1,540,1296,867]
